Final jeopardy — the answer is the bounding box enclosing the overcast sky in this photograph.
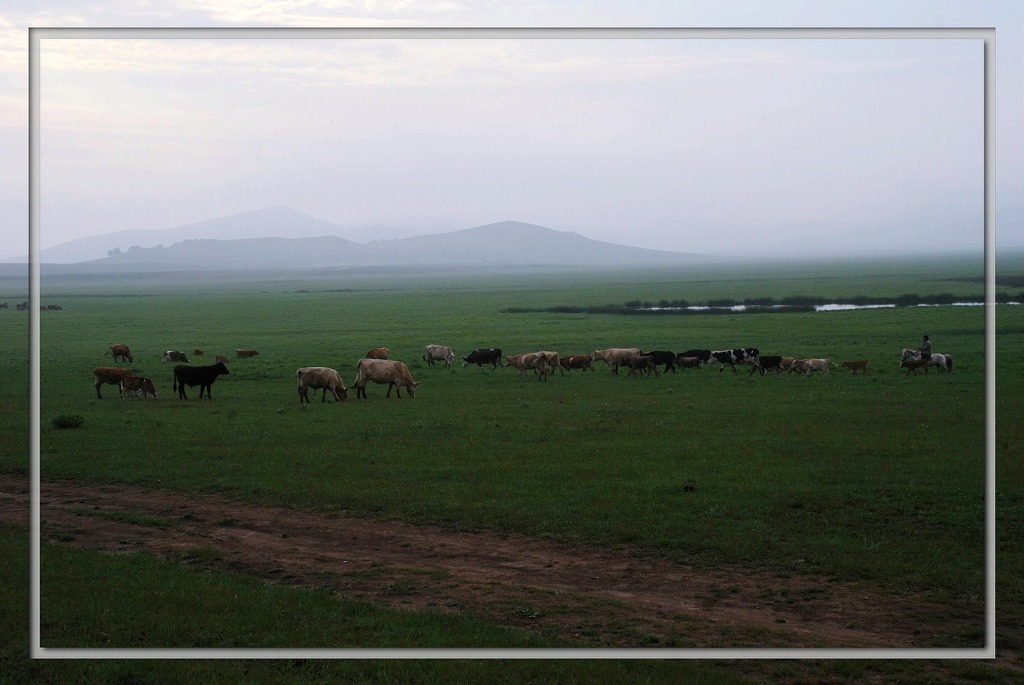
[2,2,1022,259]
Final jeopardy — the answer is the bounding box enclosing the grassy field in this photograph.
[2,252,1022,683]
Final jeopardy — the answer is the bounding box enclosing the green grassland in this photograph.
[2,252,1022,682]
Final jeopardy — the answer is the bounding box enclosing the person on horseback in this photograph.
[920,335,932,360]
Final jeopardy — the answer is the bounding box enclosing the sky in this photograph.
[2,2,1022,260]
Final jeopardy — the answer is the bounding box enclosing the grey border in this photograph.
[28,26,996,660]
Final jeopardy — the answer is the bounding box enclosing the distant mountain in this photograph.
[68,219,709,271]
[16,206,348,264]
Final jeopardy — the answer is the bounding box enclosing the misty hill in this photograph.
[20,206,349,264]
[75,220,708,271]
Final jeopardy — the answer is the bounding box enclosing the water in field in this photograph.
[642,301,1016,313]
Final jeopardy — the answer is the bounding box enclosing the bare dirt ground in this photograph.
[0,475,985,651]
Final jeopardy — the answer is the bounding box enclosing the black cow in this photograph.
[462,347,503,371]
[677,349,712,365]
[639,350,677,373]
[710,348,760,374]
[173,362,229,399]
[752,355,783,376]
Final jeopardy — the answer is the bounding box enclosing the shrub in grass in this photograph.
[52,415,84,430]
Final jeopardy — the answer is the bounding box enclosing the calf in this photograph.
[354,358,420,398]
[841,360,871,376]
[192,348,204,356]
[365,347,390,360]
[119,375,158,399]
[173,362,230,399]
[559,354,594,372]
[93,367,133,399]
[236,349,259,358]
[676,356,705,369]
[297,367,347,403]
[215,354,230,365]
[462,347,503,371]
[627,355,660,378]
[899,358,930,375]
[105,344,133,363]
[162,350,190,363]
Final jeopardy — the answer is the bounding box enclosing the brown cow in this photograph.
[236,349,259,358]
[365,347,390,360]
[591,348,639,375]
[297,367,347,403]
[676,356,705,369]
[354,358,420,398]
[93,367,133,399]
[105,344,133,363]
[215,354,230,364]
[120,375,158,399]
[841,360,871,376]
[899,358,930,375]
[627,355,660,378]
[192,348,205,356]
[559,354,594,372]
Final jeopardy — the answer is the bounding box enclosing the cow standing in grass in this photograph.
[423,345,455,368]
[173,362,230,399]
[297,367,347,403]
[105,344,133,364]
[120,376,158,399]
[591,348,639,375]
[354,359,420,399]
[93,367,133,399]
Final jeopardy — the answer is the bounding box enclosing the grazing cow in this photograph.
[297,367,347,403]
[752,355,784,376]
[236,349,259,358]
[899,358,930,375]
[173,362,229,399]
[365,347,390,360]
[639,350,678,373]
[779,356,798,372]
[119,375,158,399]
[215,354,230,365]
[192,348,205,356]
[591,348,640,375]
[559,354,594,372]
[93,367,133,399]
[0,302,7,309]
[423,344,455,368]
[841,360,871,376]
[105,344,133,363]
[162,350,190,363]
[627,355,660,378]
[354,358,420,398]
[676,356,705,369]
[16,301,28,311]
[709,348,760,374]
[462,348,503,371]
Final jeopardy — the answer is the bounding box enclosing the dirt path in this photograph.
[0,475,972,649]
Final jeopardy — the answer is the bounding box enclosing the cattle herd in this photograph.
[89,341,954,403]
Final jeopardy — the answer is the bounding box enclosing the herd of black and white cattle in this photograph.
[92,340,952,403]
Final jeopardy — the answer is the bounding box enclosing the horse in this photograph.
[901,348,953,372]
